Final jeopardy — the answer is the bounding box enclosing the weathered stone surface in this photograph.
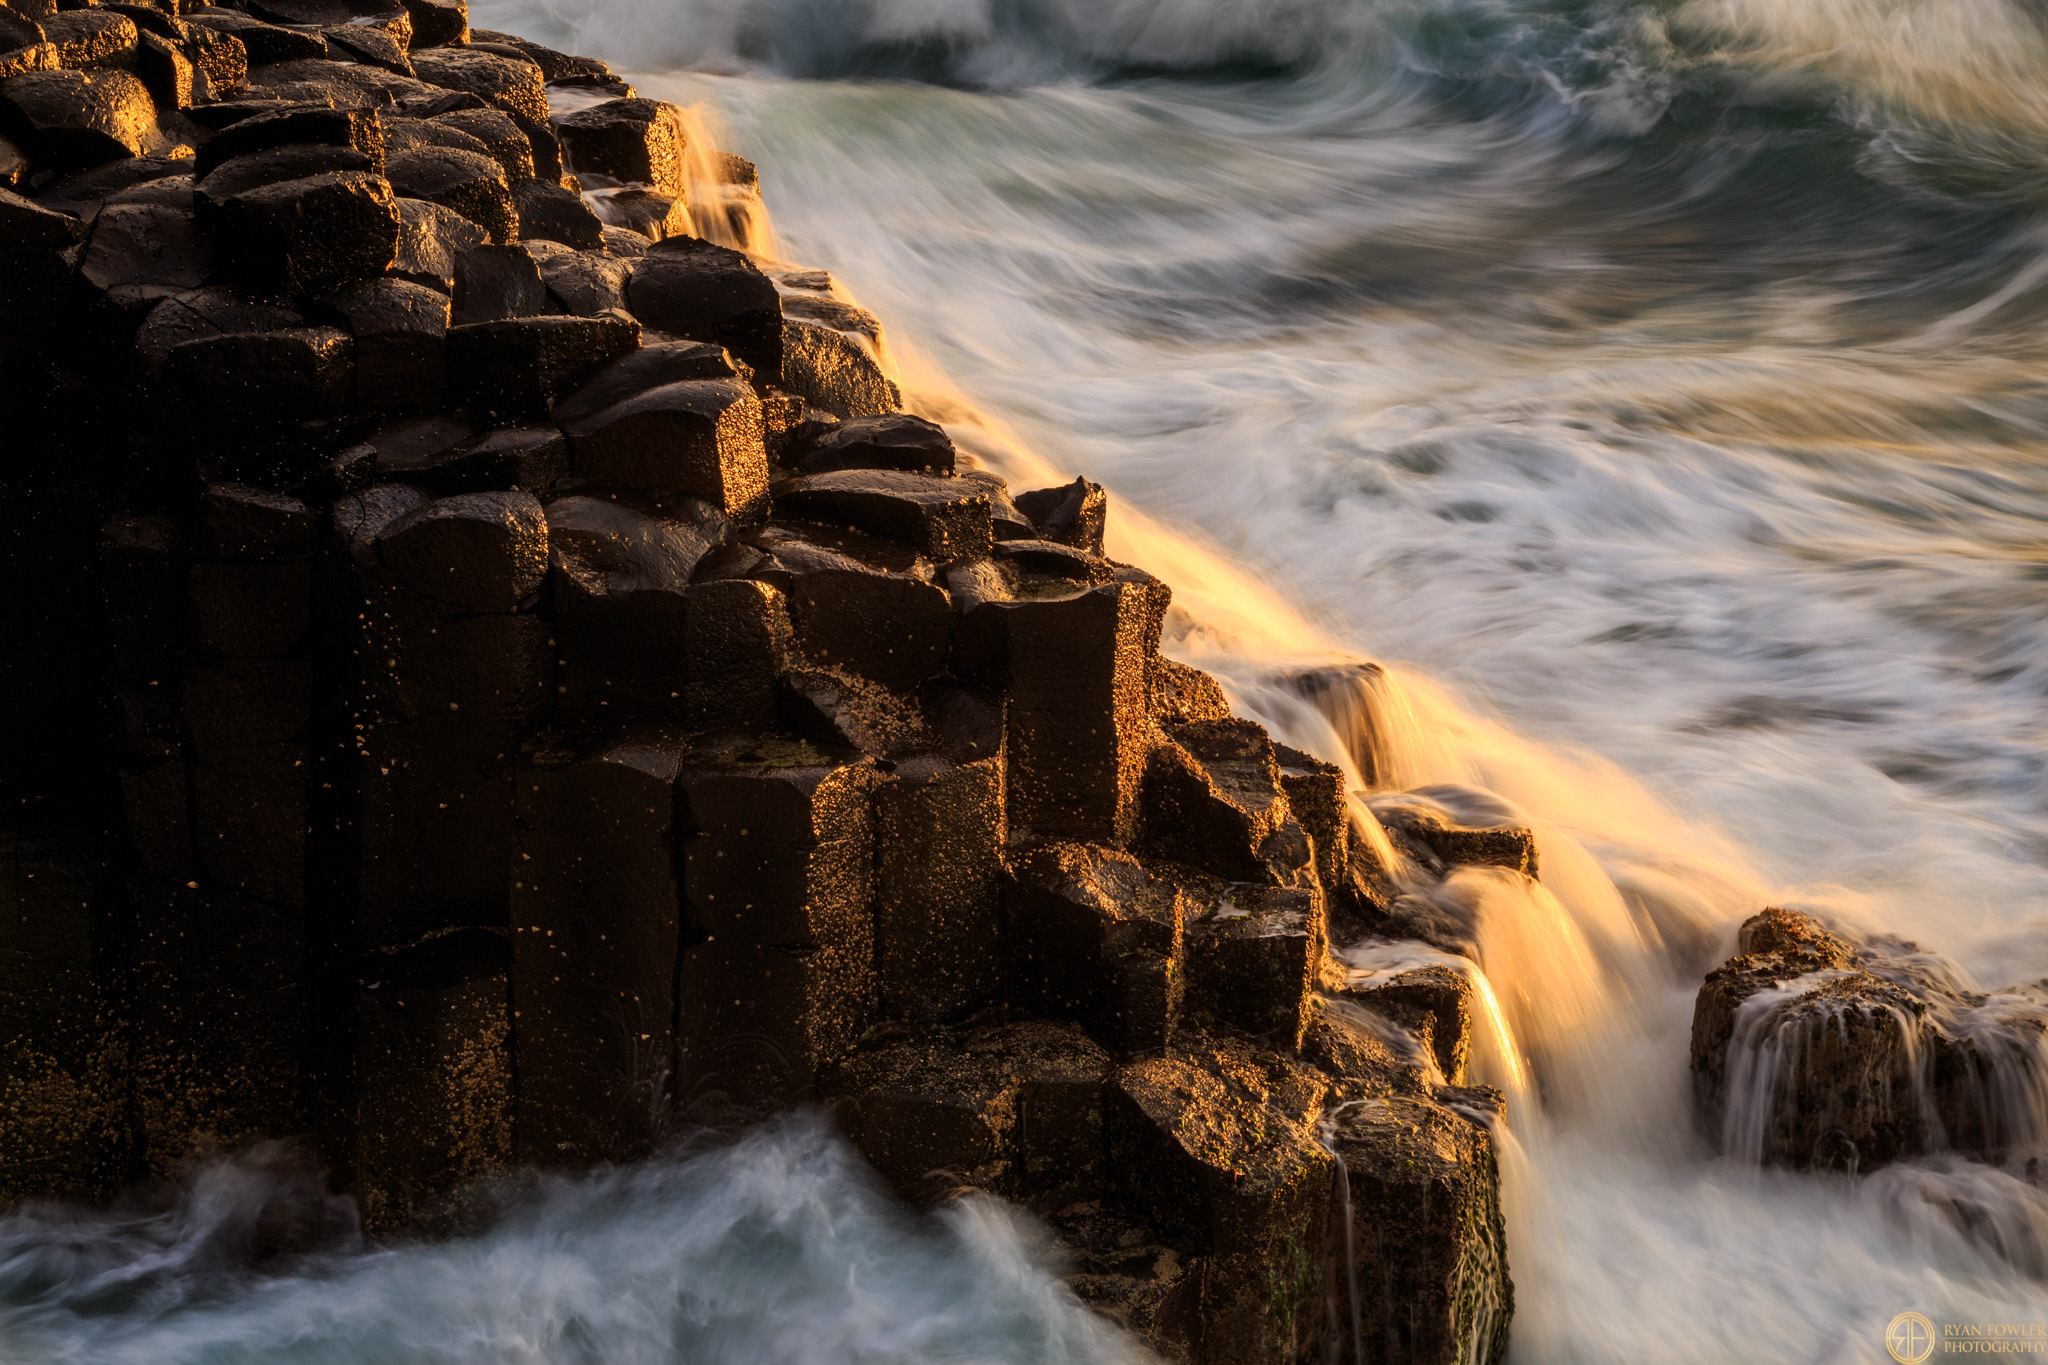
[391,195,486,291]
[321,21,412,75]
[559,375,767,517]
[874,747,1004,1024]
[434,104,533,183]
[1348,964,1473,1083]
[1150,656,1231,726]
[0,828,126,1203]
[1686,907,2048,1174]
[184,10,328,66]
[184,23,248,95]
[446,311,637,422]
[376,489,547,614]
[1143,719,1304,886]
[1006,841,1184,1055]
[1013,475,1108,553]
[78,201,209,291]
[191,739,310,906]
[963,580,1153,845]
[625,236,782,381]
[129,880,305,1177]
[195,105,385,178]
[550,337,740,417]
[780,310,900,419]
[787,411,952,475]
[450,240,545,323]
[548,491,726,726]
[1326,1095,1513,1365]
[679,577,788,730]
[0,68,155,168]
[584,183,686,242]
[361,419,564,493]
[1106,1035,1336,1365]
[410,46,543,123]
[356,927,512,1233]
[824,1018,1113,1203]
[162,324,353,430]
[199,480,316,562]
[531,240,628,312]
[748,523,950,691]
[41,11,136,72]
[1184,881,1324,1050]
[215,169,401,295]
[675,935,869,1112]
[399,0,467,49]
[513,727,686,1163]
[775,469,992,565]
[132,31,195,112]
[554,96,681,196]
[681,742,883,957]
[323,276,449,414]
[1374,792,1539,881]
[1275,741,1348,894]
[387,145,514,243]
[388,113,494,165]
[511,174,602,248]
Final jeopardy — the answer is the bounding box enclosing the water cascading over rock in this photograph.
[0,6,1523,1360]
[1691,906,2048,1175]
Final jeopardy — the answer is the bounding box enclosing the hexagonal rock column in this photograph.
[511,726,688,1164]
[355,927,513,1235]
[334,484,550,948]
[1004,841,1184,1055]
[1183,880,1325,1051]
[965,580,1155,846]
[674,739,885,1109]
[873,745,1005,1025]
[1325,1096,1513,1365]
[1105,1038,1337,1365]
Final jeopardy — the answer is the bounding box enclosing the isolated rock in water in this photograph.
[1326,1095,1514,1365]
[1691,906,2048,1173]
[40,11,135,72]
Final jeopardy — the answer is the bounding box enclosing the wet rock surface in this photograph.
[0,18,1517,1365]
[1691,906,2048,1174]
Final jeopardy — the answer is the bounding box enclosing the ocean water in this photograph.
[12,0,2048,1359]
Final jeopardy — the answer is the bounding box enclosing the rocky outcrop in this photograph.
[0,8,1516,1362]
[1691,907,2048,1174]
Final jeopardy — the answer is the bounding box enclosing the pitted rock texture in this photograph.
[0,17,1518,1365]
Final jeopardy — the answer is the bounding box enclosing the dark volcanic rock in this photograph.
[386,145,514,243]
[399,0,467,49]
[1005,841,1185,1056]
[558,374,767,517]
[787,411,953,475]
[445,311,638,422]
[41,11,136,72]
[0,68,155,169]
[1014,475,1108,553]
[775,469,992,564]
[513,728,686,1163]
[162,324,353,429]
[433,105,532,183]
[553,95,681,195]
[747,523,950,692]
[450,241,545,323]
[322,276,450,414]
[195,105,385,178]
[409,46,543,122]
[781,308,900,419]
[625,236,781,382]
[356,928,512,1233]
[511,176,602,248]
[391,196,486,290]
[547,491,726,726]
[873,746,1005,1024]
[1184,881,1325,1050]
[213,169,401,295]
[183,11,329,66]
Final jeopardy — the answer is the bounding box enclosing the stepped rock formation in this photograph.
[0,4,1517,1360]
[1691,907,2048,1174]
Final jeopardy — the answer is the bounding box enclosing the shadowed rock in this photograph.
[0,68,156,168]
[1005,841,1184,1056]
[625,236,782,381]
